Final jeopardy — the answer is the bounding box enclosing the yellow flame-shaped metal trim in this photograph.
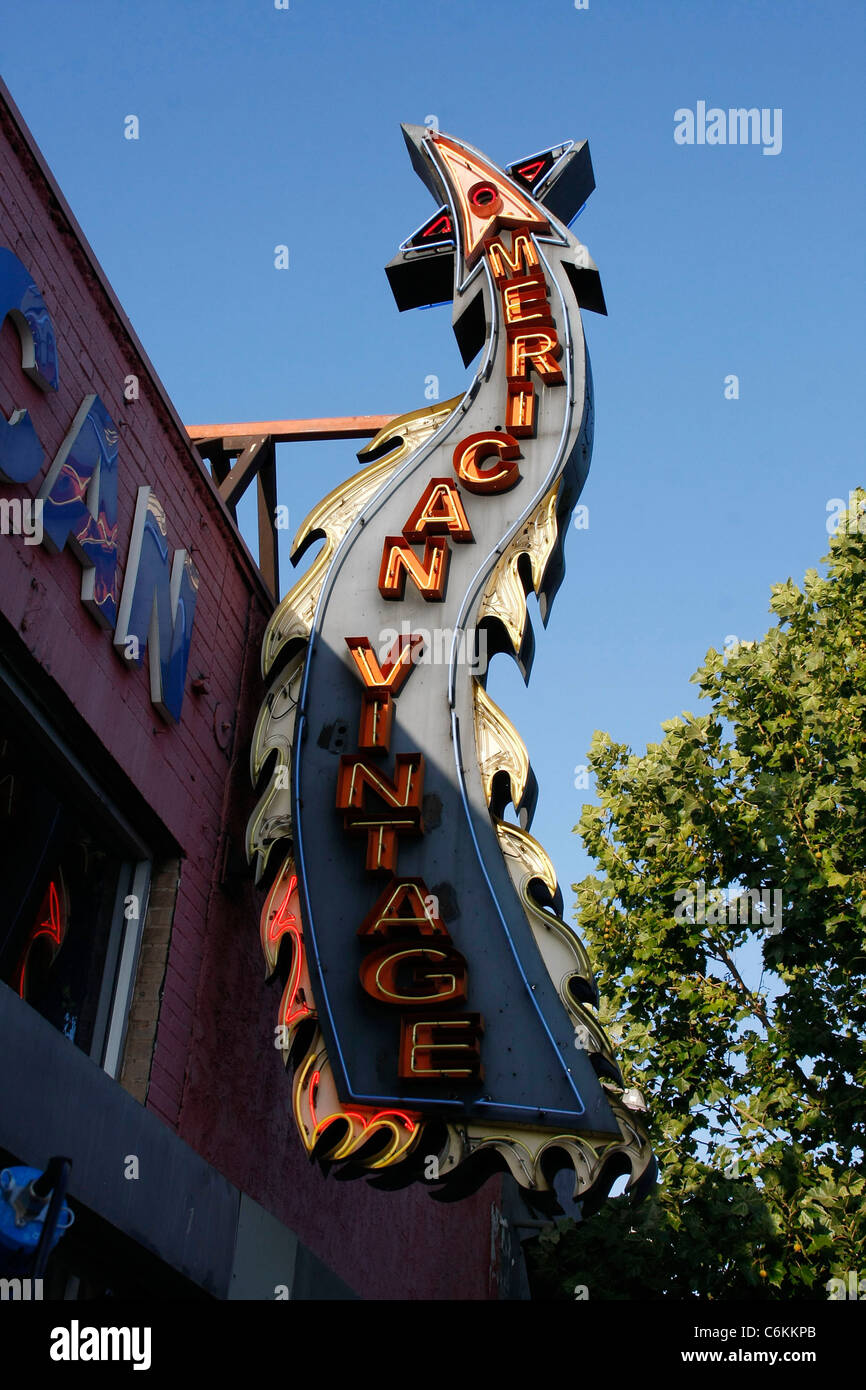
[437,1097,654,1198]
[477,479,561,656]
[494,819,559,900]
[472,680,531,812]
[247,650,305,881]
[491,818,618,1072]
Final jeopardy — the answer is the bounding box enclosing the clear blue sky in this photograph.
[3,0,864,910]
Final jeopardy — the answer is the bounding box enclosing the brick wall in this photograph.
[119,857,181,1106]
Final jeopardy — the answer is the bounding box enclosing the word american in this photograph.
[338,224,566,1085]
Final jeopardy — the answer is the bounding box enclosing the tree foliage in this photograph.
[528,498,866,1300]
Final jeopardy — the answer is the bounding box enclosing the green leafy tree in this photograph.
[528,496,866,1300]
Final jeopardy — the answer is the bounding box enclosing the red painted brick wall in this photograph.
[0,83,505,1300]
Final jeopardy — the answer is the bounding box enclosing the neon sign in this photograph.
[16,877,67,1001]
[250,129,654,1200]
[0,248,198,723]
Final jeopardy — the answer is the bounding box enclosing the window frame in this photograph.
[0,659,157,1078]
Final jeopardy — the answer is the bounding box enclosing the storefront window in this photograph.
[0,732,138,1063]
